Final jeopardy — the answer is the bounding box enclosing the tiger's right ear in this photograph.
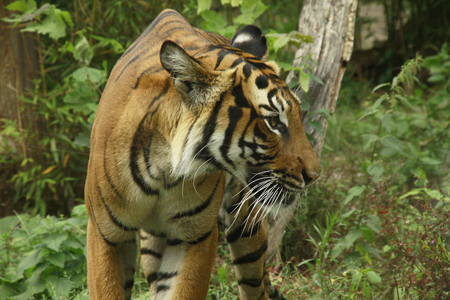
[160,40,234,108]
[231,25,268,61]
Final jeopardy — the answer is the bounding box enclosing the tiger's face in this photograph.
[213,62,321,207]
[160,26,320,208]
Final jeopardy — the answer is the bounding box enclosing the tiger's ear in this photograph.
[160,40,234,109]
[231,25,268,61]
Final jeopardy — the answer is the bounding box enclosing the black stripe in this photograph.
[187,229,213,245]
[147,272,158,285]
[232,241,267,265]
[267,89,279,110]
[167,239,183,246]
[226,218,262,243]
[156,285,170,293]
[171,176,221,220]
[196,94,225,159]
[129,115,160,195]
[103,141,127,202]
[167,229,213,246]
[219,106,243,168]
[87,197,117,246]
[230,57,244,68]
[147,271,179,285]
[95,178,138,231]
[214,49,230,70]
[238,275,264,288]
[129,77,171,196]
[141,248,162,259]
[116,10,181,63]
[156,271,178,281]
[115,53,141,83]
[258,104,276,112]
[142,229,167,238]
[134,64,160,89]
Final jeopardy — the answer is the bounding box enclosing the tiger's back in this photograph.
[86,9,320,300]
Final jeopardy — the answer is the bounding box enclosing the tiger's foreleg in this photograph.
[86,219,138,300]
[220,179,269,300]
[140,230,167,297]
[141,224,219,300]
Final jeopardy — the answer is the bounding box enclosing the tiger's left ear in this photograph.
[160,40,234,109]
[231,25,268,61]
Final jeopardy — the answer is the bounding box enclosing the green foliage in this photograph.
[2,0,73,40]
[0,205,88,299]
[285,44,450,299]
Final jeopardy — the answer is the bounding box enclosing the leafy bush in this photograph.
[0,205,88,299]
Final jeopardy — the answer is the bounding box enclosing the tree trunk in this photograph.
[267,0,357,265]
[0,0,40,157]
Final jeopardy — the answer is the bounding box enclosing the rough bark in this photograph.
[267,0,357,264]
[0,0,40,156]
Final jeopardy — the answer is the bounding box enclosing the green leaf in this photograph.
[372,83,390,93]
[73,37,94,66]
[217,263,229,284]
[42,233,68,251]
[372,94,389,110]
[272,34,290,53]
[299,69,310,93]
[47,252,66,268]
[367,163,384,183]
[308,120,322,133]
[234,0,268,25]
[345,186,365,205]
[6,0,36,13]
[363,243,382,259]
[310,108,331,119]
[380,113,392,133]
[197,0,212,14]
[360,226,374,243]
[221,0,243,6]
[343,251,361,270]
[362,281,372,298]
[364,215,382,234]
[72,67,105,83]
[16,250,42,277]
[380,135,403,154]
[350,270,362,291]
[357,109,378,122]
[21,6,69,40]
[48,276,72,300]
[420,157,443,165]
[332,230,363,258]
[0,215,20,233]
[200,10,228,33]
[366,271,382,284]
[362,134,379,151]
[277,62,294,71]
[428,74,445,83]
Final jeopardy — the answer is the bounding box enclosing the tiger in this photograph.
[85,9,320,300]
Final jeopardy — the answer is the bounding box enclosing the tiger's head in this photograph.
[160,25,321,208]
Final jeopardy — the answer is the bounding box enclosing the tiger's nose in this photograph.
[301,168,319,186]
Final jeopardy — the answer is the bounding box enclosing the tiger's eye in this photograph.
[269,116,279,128]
